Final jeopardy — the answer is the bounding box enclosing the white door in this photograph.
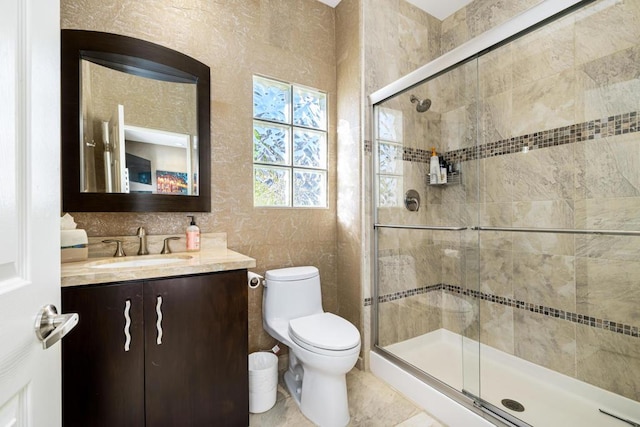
[0,0,64,425]
[110,104,128,193]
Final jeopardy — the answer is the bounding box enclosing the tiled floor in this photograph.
[249,368,446,426]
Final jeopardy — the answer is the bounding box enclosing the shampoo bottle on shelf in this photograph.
[186,215,200,252]
[429,147,440,184]
[439,158,448,184]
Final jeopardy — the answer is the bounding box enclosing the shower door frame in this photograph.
[369,0,595,426]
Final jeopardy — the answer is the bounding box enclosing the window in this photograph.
[252,76,328,208]
[376,107,404,207]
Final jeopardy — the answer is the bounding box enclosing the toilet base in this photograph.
[284,369,302,405]
[285,364,350,427]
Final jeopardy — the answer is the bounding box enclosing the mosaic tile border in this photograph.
[399,111,639,164]
[363,285,438,307]
[365,283,640,339]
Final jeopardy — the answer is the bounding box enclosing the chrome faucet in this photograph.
[136,227,149,255]
[161,236,180,254]
[103,239,126,257]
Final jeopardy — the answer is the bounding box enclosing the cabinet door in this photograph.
[62,281,145,427]
[144,271,248,427]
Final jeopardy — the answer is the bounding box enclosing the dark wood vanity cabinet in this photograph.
[62,270,248,427]
[62,281,145,426]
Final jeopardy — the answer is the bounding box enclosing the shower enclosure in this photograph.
[370,0,640,426]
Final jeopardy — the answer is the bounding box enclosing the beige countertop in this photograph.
[61,232,256,287]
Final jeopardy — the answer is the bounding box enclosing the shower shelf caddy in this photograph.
[427,171,461,186]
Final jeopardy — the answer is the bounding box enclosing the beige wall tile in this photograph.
[479,248,513,297]
[511,69,576,136]
[479,300,514,354]
[513,253,576,312]
[574,0,640,66]
[480,156,513,203]
[576,45,640,121]
[514,310,576,377]
[511,200,575,256]
[442,293,478,337]
[479,46,513,99]
[574,135,640,201]
[378,294,442,347]
[465,0,543,41]
[481,91,513,143]
[575,194,640,230]
[576,324,640,401]
[511,17,575,87]
[576,256,640,326]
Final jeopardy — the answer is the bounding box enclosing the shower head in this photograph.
[410,94,432,113]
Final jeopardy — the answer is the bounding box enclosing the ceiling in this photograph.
[316,0,474,20]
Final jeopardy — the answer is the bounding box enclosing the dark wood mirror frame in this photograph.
[61,29,211,212]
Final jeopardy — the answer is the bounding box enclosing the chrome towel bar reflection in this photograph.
[374,224,640,236]
[471,226,640,237]
[374,224,467,231]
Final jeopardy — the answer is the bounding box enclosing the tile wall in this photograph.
[360,0,444,368]
[374,0,640,401]
[336,0,364,351]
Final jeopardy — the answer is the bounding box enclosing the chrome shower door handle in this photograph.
[34,304,79,349]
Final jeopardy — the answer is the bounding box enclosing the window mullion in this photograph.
[288,85,293,206]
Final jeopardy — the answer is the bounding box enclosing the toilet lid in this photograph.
[288,313,360,351]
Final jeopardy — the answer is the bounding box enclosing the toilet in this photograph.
[263,266,361,427]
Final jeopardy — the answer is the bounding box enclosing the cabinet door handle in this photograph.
[155,295,163,345]
[124,299,131,352]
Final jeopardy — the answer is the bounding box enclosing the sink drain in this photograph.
[501,399,525,412]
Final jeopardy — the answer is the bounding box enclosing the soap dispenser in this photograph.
[186,215,200,252]
[429,147,440,184]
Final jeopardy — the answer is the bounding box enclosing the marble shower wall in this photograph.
[363,0,441,97]
[440,0,543,55]
[362,0,444,361]
[367,0,547,353]
[61,0,338,354]
[375,0,640,401]
[375,56,480,347]
[475,0,640,400]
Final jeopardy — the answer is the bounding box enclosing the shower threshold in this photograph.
[373,329,640,427]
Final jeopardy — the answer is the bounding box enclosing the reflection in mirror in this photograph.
[61,30,210,212]
[81,59,198,195]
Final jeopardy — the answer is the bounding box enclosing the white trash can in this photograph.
[248,352,278,413]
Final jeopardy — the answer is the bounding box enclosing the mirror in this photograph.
[62,30,211,212]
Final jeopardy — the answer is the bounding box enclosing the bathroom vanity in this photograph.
[60,236,255,427]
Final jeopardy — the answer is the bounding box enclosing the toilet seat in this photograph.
[288,313,360,355]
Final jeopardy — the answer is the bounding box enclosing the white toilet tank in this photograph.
[263,266,324,322]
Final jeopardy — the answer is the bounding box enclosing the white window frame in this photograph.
[252,75,328,208]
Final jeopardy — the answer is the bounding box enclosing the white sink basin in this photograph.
[87,255,193,269]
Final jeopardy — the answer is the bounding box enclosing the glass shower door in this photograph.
[372,0,640,425]
[474,0,640,425]
[373,58,482,401]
